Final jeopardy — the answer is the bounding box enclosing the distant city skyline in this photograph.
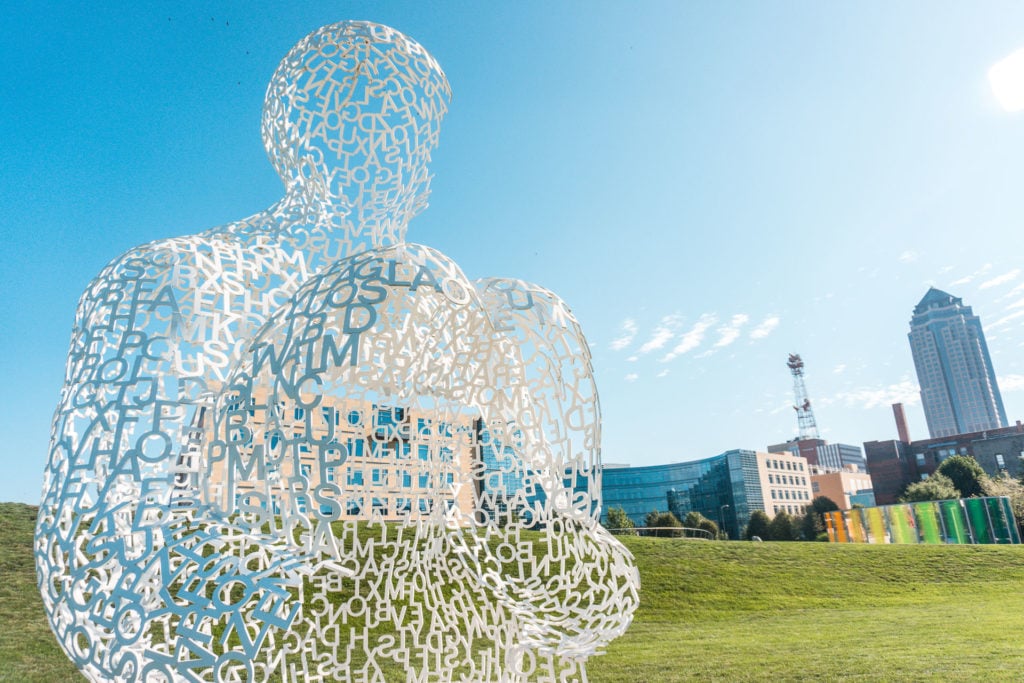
[909,287,1008,438]
[4,3,1024,503]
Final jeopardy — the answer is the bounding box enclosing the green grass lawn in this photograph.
[7,502,1024,682]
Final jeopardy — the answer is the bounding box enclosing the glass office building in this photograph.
[601,450,766,539]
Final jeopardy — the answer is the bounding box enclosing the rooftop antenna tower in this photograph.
[787,353,820,440]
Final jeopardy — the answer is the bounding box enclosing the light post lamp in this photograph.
[719,504,730,539]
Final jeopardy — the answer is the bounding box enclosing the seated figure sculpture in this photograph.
[36,20,639,683]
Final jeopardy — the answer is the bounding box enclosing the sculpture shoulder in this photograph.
[476,277,580,332]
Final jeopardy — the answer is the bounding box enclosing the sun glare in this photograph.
[989,48,1024,112]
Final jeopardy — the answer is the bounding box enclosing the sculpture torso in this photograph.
[36,20,638,683]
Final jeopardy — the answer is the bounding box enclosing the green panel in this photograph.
[913,502,942,544]
[939,499,968,544]
[865,506,888,543]
[887,504,918,544]
[965,498,992,544]
[1001,497,1021,544]
[987,497,1012,544]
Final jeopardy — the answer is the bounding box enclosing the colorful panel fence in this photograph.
[825,496,1019,545]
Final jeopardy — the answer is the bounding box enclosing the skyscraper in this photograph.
[909,287,1007,438]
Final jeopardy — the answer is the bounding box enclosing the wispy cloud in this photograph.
[661,314,717,362]
[899,250,918,263]
[624,373,639,383]
[990,310,1024,329]
[713,314,750,348]
[610,318,637,351]
[656,369,670,378]
[997,282,1024,303]
[626,355,638,362]
[637,313,684,355]
[949,263,993,288]
[1006,296,1024,311]
[979,268,1021,290]
[999,374,1024,392]
[750,315,780,340]
[833,363,847,375]
[831,380,920,410]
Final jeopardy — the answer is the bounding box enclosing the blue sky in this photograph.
[3,2,1024,503]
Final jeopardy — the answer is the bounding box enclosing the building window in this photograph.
[915,453,925,466]
[996,453,1006,470]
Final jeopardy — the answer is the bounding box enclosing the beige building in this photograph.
[755,450,814,517]
[203,391,481,523]
[811,466,874,509]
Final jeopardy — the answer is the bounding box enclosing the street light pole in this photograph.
[719,504,730,539]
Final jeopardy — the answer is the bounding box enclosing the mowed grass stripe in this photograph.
[6,504,1024,682]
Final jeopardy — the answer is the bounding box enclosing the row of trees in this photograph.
[604,496,842,542]
[604,507,723,538]
[900,454,1024,530]
[743,495,840,541]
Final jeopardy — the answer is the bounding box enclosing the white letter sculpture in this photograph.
[36,20,639,683]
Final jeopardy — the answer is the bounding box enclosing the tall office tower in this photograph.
[909,287,1007,438]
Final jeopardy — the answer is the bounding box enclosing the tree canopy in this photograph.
[645,510,683,537]
[768,510,798,541]
[605,506,636,535]
[682,511,719,538]
[936,455,987,498]
[900,472,959,502]
[808,496,840,514]
[744,510,771,540]
[800,495,841,541]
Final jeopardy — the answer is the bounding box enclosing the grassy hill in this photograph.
[6,502,1024,682]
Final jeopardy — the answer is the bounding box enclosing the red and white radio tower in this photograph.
[787,353,820,440]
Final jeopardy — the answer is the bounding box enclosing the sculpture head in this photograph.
[262,21,452,244]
